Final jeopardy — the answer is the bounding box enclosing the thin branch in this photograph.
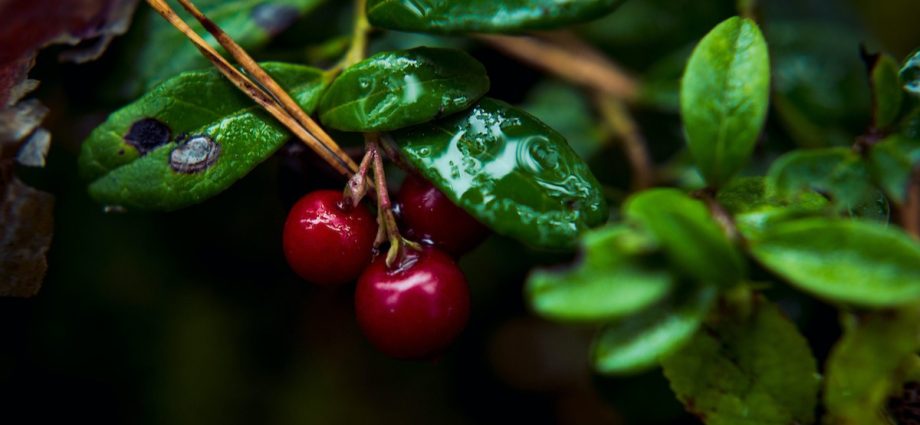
[174,0,357,174]
[694,188,740,243]
[594,95,653,190]
[475,32,639,101]
[334,0,371,71]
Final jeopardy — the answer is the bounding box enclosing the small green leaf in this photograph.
[680,17,770,187]
[521,81,605,160]
[624,189,745,286]
[79,63,330,211]
[392,98,608,249]
[318,47,489,132]
[767,147,889,220]
[749,218,920,308]
[526,224,670,323]
[661,298,820,425]
[870,53,904,129]
[125,0,325,95]
[824,308,920,425]
[716,177,827,239]
[902,49,920,98]
[868,134,920,205]
[366,0,626,34]
[593,284,716,376]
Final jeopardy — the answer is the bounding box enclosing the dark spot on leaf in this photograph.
[117,149,124,155]
[169,134,220,173]
[251,3,299,37]
[125,118,171,155]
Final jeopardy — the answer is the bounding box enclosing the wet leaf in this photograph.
[526,224,671,323]
[661,298,820,425]
[869,53,904,130]
[624,189,745,286]
[868,135,920,205]
[124,0,324,95]
[521,80,605,160]
[318,47,488,132]
[902,49,920,98]
[391,97,608,249]
[716,176,827,239]
[824,308,920,425]
[366,0,626,34]
[0,177,54,297]
[749,218,920,308]
[80,62,330,211]
[680,17,770,187]
[592,284,716,376]
[767,147,889,220]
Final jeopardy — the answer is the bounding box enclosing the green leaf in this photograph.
[526,224,671,323]
[680,17,770,187]
[716,177,828,239]
[824,308,920,425]
[521,81,605,160]
[391,97,608,249]
[868,134,920,204]
[624,189,745,286]
[366,0,626,34]
[79,63,330,211]
[661,298,820,425]
[902,49,920,98]
[318,47,489,132]
[125,0,325,95]
[869,53,904,129]
[749,218,920,308]
[592,284,716,376]
[767,147,889,220]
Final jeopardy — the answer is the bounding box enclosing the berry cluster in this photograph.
[282,173,488,359]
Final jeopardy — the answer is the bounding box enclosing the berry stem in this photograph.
[366,134,421,267]
[343,148,375,208]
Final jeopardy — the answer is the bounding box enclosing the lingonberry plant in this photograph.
[3,0,908,423]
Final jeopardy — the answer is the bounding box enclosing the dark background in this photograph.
[2,0,919,423]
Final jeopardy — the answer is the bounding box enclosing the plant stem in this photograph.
[475,32,639,102]
[594,95,653,190]
[344,148,375,208]
[903,167,920,239]
[737,0,757,19]
[334,0,371,71]
[366,134,420,266]
[694,188,740,243]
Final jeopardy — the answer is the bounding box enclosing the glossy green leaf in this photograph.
[870,53,904,129]
[391,98,608,249]
[769,22,871,148]
[661,298,820,425]
[868,135,920,204]
[749,218,920,307]
[521,81,605,160]
[767,147,889,220]
[366,0,626,34]
[902,49,920,98]
[526,224,670,323]
[124,0,325,95]
[624,189,745,286]
[716,177,828,239]
[80,63,330,211]
[680,17,770,187]
[318,47,489,132]
[592,284,716,376]
[824,308,920,425]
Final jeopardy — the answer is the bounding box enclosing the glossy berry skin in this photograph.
[397,174,490,256]
[283,190,376,286]
[355,247,470,359]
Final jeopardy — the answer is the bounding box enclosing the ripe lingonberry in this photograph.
[397,174,490,256]
[355,247,470,359]
[283,190,377,286]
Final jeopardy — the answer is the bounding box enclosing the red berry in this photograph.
[283,190,377,286]
[397,174,489,256]
[355,247,470,359]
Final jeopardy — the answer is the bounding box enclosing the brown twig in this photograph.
[903,166,920,239]
[475,32,639,101]
[694,188,740,243]
[145,0,357,176]
[594,95,653,190]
